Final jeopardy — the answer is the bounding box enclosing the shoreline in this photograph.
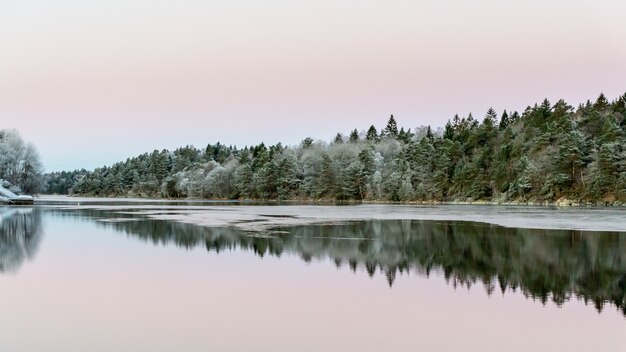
[31,195,626,233]
[35,194,626,208]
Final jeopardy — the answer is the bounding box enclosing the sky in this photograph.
[1,0,625,172]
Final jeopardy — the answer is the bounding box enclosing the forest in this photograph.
[46,93,626,204]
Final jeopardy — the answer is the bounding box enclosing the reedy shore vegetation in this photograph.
[46,93,626,204]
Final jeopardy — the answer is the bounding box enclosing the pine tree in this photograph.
[588,143,620,198]
[275,154,300,199]
[443,120,454,140]
[498,110,510,130]
[252,143,269,171]
[340,162,365,200]
[558,129,587,191]
[366,125,378,141]
[425,126,434,143]
[301,137,314,149]
[594,93,609,110]
[358,148,375,176]
[233,163,254,198]
[599,115,623,144]
[318,154,335,198]
[349,129,359,143]
[612,93,626,120]
[484,108,498,128]
[398,127,413,143]
[383,115,399,138]
[492,127,514,194]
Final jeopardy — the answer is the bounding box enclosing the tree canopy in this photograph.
[49,93,626,204]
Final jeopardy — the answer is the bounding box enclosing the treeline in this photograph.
[44,169,89,195]
[49,93,626,203]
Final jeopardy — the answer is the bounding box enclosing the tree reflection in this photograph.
[0,207,43,273]
[49,208,626,315]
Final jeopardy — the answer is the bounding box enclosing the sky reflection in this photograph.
[0,207,624,351]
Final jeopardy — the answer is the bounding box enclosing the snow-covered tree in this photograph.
[0,130,44,193]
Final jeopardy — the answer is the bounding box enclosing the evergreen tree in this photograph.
[425,126,434,143]
[366,125,378,141]
[53,92,626,204]
[594,93,609,110]
[383,115,399,138]
[349,129,359,143]
[301,137,314,148]
[233,163,254,198]
[599,115,623,144]
[340,162,366,200]
[318,154,336,198]
[443,121,454,140]
[612,93,626,121]
[498,110,510,130]
[275,153,300,199]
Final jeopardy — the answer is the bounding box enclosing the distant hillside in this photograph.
[46,93,626,204]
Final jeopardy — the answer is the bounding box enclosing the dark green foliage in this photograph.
[301,137,314,149]
[339,161,366,200]
[317,153,336,198]
[366,125,378,141]
[50,93,626,203]
[45,169,88,194]
[498,110,510,130]
[443,120,454,140]
[594,93,609,110]
[348,129,359,143]
[397,127,414,144]
[382,114,398,138]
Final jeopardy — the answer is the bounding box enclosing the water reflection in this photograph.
[45,207,626,316]
[0,207,43,273]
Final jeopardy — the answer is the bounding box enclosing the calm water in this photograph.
[1,203,625,351]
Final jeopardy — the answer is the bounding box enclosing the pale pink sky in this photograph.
[1,0,625,171]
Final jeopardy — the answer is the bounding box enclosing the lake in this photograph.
[1,198,625,351]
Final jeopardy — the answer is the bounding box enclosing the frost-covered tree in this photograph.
[57,92,626,203]
[0,129,44,194]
